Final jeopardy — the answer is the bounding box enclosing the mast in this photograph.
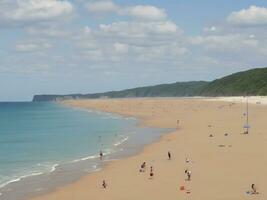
[246,96,249,134]
[244,96,249,134]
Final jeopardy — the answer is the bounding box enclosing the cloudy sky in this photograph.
[1,0,267,101]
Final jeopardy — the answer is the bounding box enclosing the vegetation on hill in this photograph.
[199,68,267,96]
[32,67,267,101]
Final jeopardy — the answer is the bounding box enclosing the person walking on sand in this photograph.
[102,180,107,189]
[251,184,258,194]
[177,120,180,129]
[150,166,154,179]
[185,170,191,181]
[140,162,146,172]
[99,150,103,160]
[185,157,190,163]
[168,151,171,160]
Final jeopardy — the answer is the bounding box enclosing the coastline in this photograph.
[30,97,267,200]
[0,102,170,200]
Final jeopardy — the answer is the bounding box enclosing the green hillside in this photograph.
[32,67,267,101]
[199,68,267,96]
[33,81,208,101]
[95,81,208,98]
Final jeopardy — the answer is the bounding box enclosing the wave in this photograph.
[50,164,59,173]
[70,148,114,164]
[0,162,61,191]
[70,154,99,163]
[0,171,44,190]
[114,135,129,146]
[0,144,125,191]
[0,133,133,195]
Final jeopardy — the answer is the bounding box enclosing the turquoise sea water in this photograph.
[0,102,141,190]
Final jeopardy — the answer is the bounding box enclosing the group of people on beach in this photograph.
[101,150,193,189]
[100,143,258,197]
[100,151,259,198]
[139,162,146,172]
[138,151,191,181]
[139,162,154,179]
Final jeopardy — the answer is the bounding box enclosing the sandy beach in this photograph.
[30,97,267,200]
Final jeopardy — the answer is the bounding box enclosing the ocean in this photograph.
[0,102,169,200]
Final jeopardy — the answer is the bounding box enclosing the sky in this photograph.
[1,0,267,101]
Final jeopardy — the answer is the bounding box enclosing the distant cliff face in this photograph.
[32,94,83,102]
[32,67,267,102]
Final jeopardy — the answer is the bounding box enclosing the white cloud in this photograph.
[86,1,166,21]
[16,40,52,52]
[203,26,218,33]
[227,6,267,25]
[99,21,179,37]
[79,1,181,64]
[113,43,129,54]
[86,1,118,13]
[1,0,73,22]
[5,1,267,81]
[190,34,259,52]
[125,5,166,21]
[74,19,186,65]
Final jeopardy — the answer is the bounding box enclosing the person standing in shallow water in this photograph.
[99,150,103,160]
[168,151,171,160]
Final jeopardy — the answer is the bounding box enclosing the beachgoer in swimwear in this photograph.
[251,184,257,194]
[150,166,154,178]
[140,162,146,172]
[185,170,191,181]
[100,150,103,160]
[102,180,107,189]
[185,158,190,163]
[168,151,171,160]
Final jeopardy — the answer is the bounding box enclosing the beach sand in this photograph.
[31,98,267,200]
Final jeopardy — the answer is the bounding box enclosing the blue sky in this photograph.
[1,0,267,101]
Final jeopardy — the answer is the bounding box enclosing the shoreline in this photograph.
[29,97,267,200]
[0,103,171,200]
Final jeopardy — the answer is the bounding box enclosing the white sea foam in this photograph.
[0,162,61,190]
[71,154,99,163]
[50,164,59,173]
[114,136,129,146]
[0,171,44,189]
[70,148,114,164]
[102,158,120,163]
